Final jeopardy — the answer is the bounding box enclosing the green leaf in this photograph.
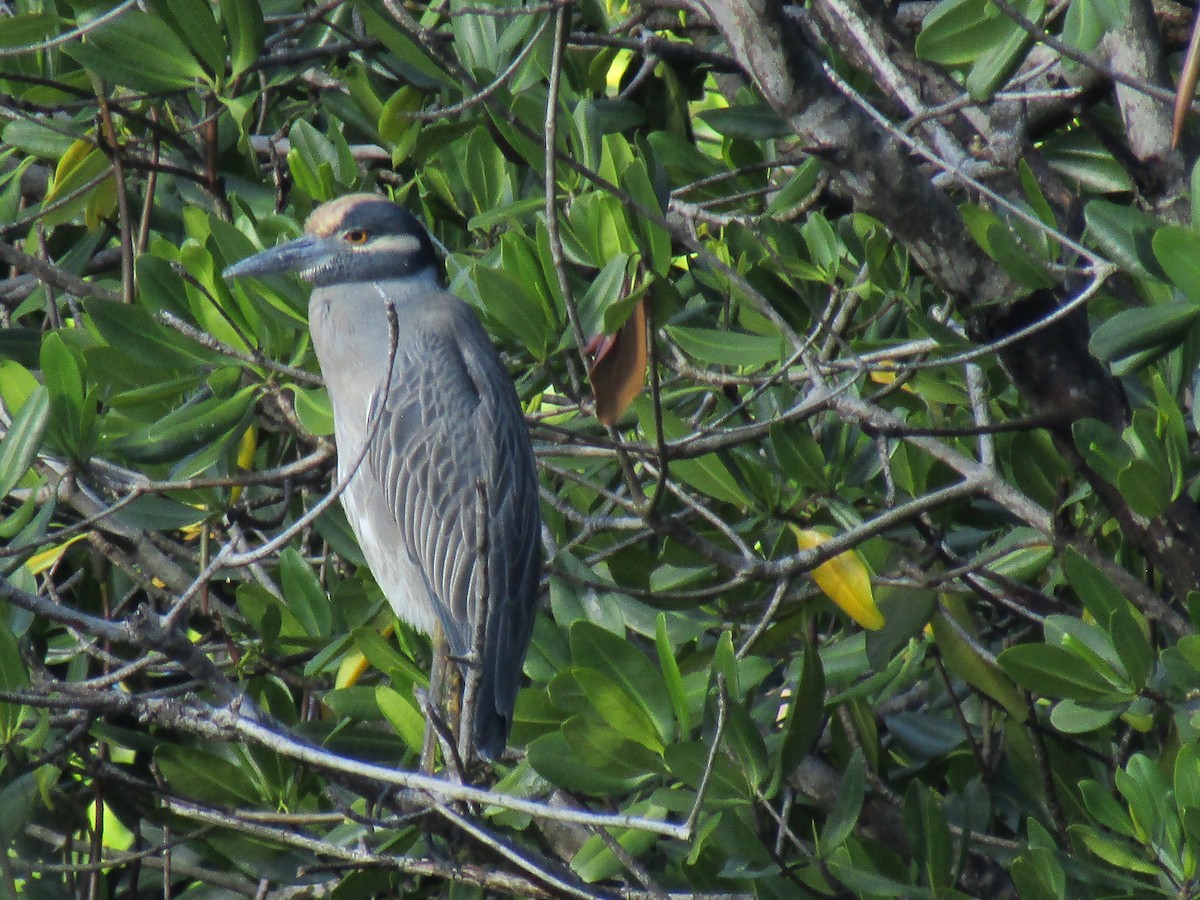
[819,746,864,853]
[1072,418,1131,483]
[375,685,424,754]
[40,333,86,457]
[654,614,690,738]
[148,0,224,75]
[571,802,661,882]
[573,667,664,752]
[1043,129,1132,194]
[353,0,451,87]
[932,603,1028,721]
[778,638,825,776]
[0,386,48,501]
[965,0,1043,100]
[279,546,333,640]
[1048,699,1122,733]
[723,696,768,792]
[904,782,953,891]
[1175,743,1200,812]
[469,263,553,358]
[0,774,39,844]
[1079,778,1137,837]
[697,106,790,140]
[1062,549,1152,690]
[633,398,748,507]
[155,745,260,805]
[0,622,29,743]
[220,0,264,78]
[1153,225,1200,303]
[108,386,256,464]
[998,643,1128,702]
[578,253,630,340]
[1073,826,1161,875]
[64,11,209,92]
[86,298,213,370]
[288,386,334,437]
[533,723,656,795]
[1062,0,1125,52]
[1088,300,1200,373]
[0,13,59,50]
[1083,199,1163,279]
[569,621,672,746]
[665,325,783,369]
[917,0,1011,65]
[623,156,672,276]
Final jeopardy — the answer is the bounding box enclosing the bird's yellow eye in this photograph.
[343,229,369,244]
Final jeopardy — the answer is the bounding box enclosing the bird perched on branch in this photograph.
[225,194,541,760]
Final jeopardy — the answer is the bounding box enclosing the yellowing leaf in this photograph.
[790,526,883,630]
[336,649,371,690]
[231,424,258,504]
[25,534,87,576]
[867,361,914,393]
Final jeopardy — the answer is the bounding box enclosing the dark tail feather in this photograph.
[471,678,510,761]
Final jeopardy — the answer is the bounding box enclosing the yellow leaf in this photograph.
[336,650,371,690]
[790,526,883,630]
[335,621,396,689]
[867,360,914,393]
[231,424,258,504]
[25,534,87,576]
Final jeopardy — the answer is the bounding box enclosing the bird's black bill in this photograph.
[222,234,331,280]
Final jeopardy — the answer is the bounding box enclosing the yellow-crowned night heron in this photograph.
[224,195,541,758]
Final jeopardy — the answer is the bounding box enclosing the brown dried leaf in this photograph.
[588,299,647,425]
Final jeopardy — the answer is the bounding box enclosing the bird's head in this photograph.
[223,194,439,287]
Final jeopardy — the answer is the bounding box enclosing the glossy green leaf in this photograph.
[108,386,256,464]
[778,638,825,776]
[279,546,333,640]
[0,386,48,501]
[1154,225,1200,303]
[1062,0,1125,51]
[998,643,1127,702]
[86,298,213,370]
[353,0,451,87]
[1088,300,1200,372]
[1083,199,1163,279]
[655,614,690,739]
[1043,129,1134,194]
[221,0,264,78]
[571,802,661,882]
[569,621,672,745]
[633,398,748,507]
[375,685,424,754]
[64,11,209,92]
[965,0,1043,99]
[573,667,664,752]
[149,0,224,75]
[666,325,783,369]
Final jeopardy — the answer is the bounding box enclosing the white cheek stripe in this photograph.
[373,234,423,255]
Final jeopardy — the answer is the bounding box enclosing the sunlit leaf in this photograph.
[791,527,883,630]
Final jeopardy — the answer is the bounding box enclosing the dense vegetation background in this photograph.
[3,0,1200,896]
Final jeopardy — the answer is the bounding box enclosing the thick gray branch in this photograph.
[690,0,1014,305]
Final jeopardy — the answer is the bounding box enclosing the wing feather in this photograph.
[363,296,541,753]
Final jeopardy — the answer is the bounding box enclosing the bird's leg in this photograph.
[457,480,491,765]
[420,622,450,774]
